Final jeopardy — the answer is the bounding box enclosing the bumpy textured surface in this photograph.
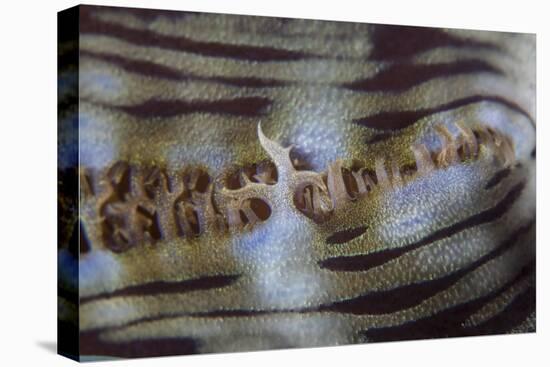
[58,5,536,360]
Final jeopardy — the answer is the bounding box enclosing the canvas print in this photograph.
[57,5,536,361]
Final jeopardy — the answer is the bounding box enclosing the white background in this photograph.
[0,0,547,365]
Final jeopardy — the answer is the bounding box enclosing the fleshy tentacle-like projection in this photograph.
[77,120,519,254]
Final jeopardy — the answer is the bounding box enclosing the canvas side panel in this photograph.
[57,5,80,362]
